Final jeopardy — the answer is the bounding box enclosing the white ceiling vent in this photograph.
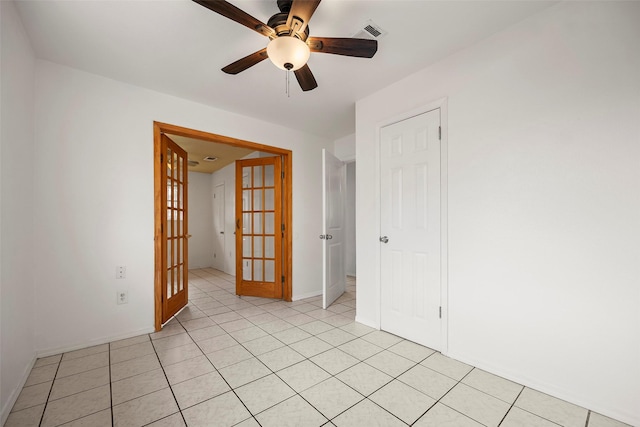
[353,20,387,40]
[203,156,218,162]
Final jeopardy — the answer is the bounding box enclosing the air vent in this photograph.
[353,19,387,40]
[364,24,382,38]
[187,160,200,167]
[203,156,218,162]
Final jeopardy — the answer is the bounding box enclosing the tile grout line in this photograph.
[148,333,189,426]
[496,384,525,426]
[108,343,114,427]
[409,364,476,426]
[180,315,264,426]
[336,348,433,425]
[511,403,571,427]
[37,357,62,427]
[42,368,111,424]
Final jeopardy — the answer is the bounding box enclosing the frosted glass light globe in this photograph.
[267,36,310,71]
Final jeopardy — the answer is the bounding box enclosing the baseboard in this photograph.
[1,353,37,426]
[36,326,155,358]
[291,290,322,301]
[354,315,378,329]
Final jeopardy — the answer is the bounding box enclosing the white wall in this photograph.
[32,60,331,355]
[0,1,37,422]
[345,162,356,277]
[334,133,355,162]
[210,152,260,276]
[356,2,640,425]
[187,171,213,269]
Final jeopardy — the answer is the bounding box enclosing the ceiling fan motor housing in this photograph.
[277,0,293,13]
[267,12,309,41]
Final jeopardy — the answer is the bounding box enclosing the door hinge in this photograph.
[281,275,285,283]
[439,306,442,319]
[281,171,285,179]
[438,126,442,140]
[161,223,163,234]
[281,224,285,231]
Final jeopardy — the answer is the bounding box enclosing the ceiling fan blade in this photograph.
[192,0,275,38]
[294,64,318,91]
[307,37,378,58]
[287,0,321,35]
[221,48,268,74]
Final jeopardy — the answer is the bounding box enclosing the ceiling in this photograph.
[166,134,256,174]
[15,0,557,140]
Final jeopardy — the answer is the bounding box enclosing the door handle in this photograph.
[186,234,193,239]
[379,236,389,243]
[319,234,333,240]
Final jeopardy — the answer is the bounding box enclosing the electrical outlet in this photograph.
[117,290,128,305]
[116,265,126,279]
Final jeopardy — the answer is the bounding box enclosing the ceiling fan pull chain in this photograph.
[286,69,290,98]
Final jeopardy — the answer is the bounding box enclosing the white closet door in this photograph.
[380,109,441,349]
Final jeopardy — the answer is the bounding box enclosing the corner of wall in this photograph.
[0,0,38,422]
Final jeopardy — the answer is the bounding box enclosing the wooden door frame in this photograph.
[154,121,293,331]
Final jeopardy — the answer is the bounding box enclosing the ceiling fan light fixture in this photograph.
[266,36,310,71]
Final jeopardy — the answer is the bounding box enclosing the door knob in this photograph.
[220,231,224,234]
[379,236,389,243]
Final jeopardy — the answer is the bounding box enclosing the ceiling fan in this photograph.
[192,0,378,91]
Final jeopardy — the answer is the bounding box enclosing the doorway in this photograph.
[379,108,443,350]
[153,122,293,331]
[212,183,225,271]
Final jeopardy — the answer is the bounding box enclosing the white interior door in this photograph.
[322,149,346,309]
[380,109,442,349]
[212,183,225,271]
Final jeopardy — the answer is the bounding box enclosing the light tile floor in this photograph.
[6,269,631,427]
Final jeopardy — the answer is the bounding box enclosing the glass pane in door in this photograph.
[265,165,274,187]
[253,165,263,187]
[253,213,262,234]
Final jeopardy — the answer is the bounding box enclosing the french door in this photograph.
[160,134,189,323]
[236,156,283,298]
